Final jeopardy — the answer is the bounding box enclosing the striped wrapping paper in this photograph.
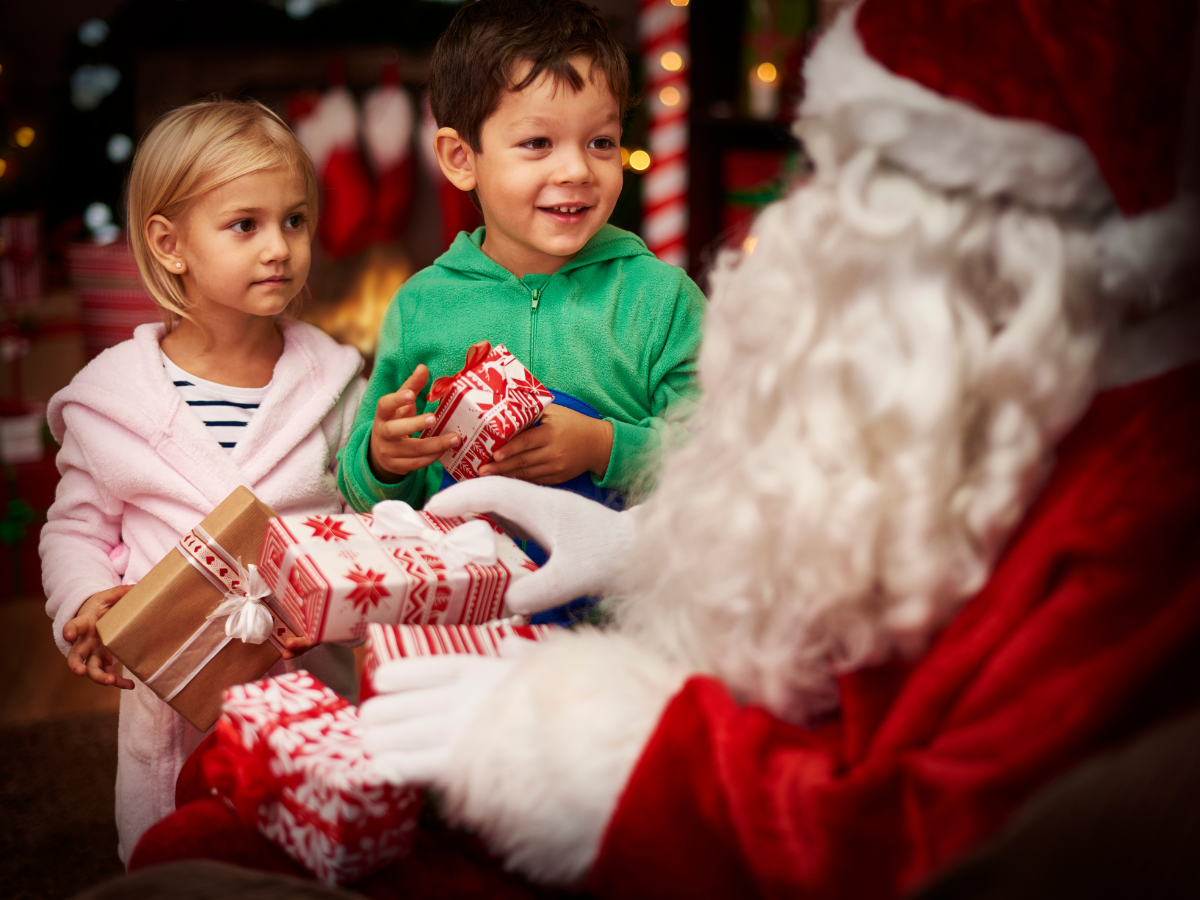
[360,620,556,701]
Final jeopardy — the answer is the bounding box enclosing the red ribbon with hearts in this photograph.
[142,528,289,703]
[179,529,245,595]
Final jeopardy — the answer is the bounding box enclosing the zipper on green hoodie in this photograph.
[520,272,550,372]
[529,286,541,370]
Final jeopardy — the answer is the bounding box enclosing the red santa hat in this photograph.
[804,0,1198,219]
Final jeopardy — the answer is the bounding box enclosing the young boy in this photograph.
[338,0,705,516]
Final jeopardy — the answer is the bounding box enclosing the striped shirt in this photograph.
[161,352,271,454]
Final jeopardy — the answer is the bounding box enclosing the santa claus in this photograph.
[131,0,1200,896]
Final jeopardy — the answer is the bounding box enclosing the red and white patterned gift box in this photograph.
[204,671,420,885]
[419,341,554,481]
[258,501,538,643]
[360,620,556,700]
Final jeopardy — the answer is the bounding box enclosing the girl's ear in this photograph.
[146,214,187,275]
[434,127,478,193]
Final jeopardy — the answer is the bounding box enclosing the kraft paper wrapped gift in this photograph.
[418,341,553,481]
[96,486,299,731]
[258,500,538,643]
[205,670,420,885]
[359,619,557,701]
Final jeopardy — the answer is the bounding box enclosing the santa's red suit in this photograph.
[591,362,1200,898]
[131,0,1200,896]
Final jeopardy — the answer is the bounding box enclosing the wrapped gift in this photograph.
[259,500,538,643]
[96,486,299,731]
[360,619,556,701]
[418,341,553,481]
[205,670,420,885]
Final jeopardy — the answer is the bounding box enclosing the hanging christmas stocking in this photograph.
[361,60,415,245]
[294,84,373,259]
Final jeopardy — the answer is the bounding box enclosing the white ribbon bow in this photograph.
[370,500,498,570]
[206,561,274,644]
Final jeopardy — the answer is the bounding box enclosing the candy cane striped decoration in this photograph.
[640,0,689,268]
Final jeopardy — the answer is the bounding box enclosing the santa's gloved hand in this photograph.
[360,650,522,785]
[424,477,635,614]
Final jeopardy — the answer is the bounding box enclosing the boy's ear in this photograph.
[434,127,478,194]
[146,215,187,275]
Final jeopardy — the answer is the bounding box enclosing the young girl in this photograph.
[40,99,366,863]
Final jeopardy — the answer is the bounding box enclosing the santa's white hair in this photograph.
[616,9,1196,725]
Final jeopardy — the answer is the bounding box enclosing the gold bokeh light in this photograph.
[659,86,681,107]
[629,150,651,172]
[756,62,778,84]
[660,51,683,72]
[15,126,34,148]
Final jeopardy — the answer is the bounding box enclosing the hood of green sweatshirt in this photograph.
[433,224,656,281]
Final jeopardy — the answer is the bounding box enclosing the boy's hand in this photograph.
[64,584,135,690]
[479,404,614,485]
[369,364,462,482]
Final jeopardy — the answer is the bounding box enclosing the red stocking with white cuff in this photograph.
[294,83,373,260]
[362,60,415,246]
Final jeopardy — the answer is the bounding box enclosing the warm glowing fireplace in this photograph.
[302,243,412,359]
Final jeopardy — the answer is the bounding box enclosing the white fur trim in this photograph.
[362,84,414,172]
[294,86,360,172]
[1098,198,1199,305]
[802,5,1111,212]
[440,629,687,886]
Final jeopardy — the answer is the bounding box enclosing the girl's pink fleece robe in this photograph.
[40,318,368,863]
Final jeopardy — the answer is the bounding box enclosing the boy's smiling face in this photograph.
[468,56,624,276]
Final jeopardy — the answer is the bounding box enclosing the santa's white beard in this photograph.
[617,143,1121,725]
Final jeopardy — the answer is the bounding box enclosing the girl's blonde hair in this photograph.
[127,97,318,325]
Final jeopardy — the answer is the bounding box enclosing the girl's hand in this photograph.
[280,634,316,660]
[369,364,462,482]
[64,585,136,690]
[479,404,614,485]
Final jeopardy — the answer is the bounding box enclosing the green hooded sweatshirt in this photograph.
[338,224,705,512]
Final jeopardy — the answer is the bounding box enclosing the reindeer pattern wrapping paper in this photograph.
[418,342,554,481]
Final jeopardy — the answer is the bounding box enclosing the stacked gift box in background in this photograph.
[0,215,83,601]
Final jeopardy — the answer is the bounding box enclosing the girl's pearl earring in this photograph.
[175,262,182,269]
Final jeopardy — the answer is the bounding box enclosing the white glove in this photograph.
[361,649,523,785]
[425,477,636,614]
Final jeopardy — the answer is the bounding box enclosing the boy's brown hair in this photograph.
[429,0,633,152]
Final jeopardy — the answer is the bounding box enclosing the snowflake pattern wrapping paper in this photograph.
[205,671,420,885]
[418,341,554,481]
[360,620,557,700]
[258,502,538,642]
